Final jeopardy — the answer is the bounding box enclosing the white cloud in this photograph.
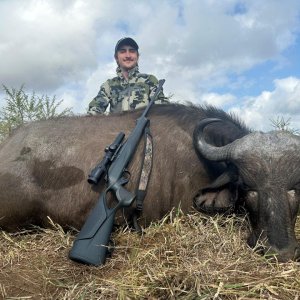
[200,93,236,107]
[0,0,300,130]
[0,0,102,90]
[230,77,300,131]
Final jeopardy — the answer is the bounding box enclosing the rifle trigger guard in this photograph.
[123,169,131,179]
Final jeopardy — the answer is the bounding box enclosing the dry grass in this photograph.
[1,211,300,300]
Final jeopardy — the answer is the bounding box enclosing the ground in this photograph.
[1,212,300,299]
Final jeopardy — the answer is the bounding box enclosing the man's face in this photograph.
[115,45,139,71]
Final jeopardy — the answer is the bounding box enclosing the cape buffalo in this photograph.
[0,103,299,262]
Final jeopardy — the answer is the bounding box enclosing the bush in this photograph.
[0,85,73,140]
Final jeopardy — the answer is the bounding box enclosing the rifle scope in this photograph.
[87,132,125,185]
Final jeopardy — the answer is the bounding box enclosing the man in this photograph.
[88,37,166,115]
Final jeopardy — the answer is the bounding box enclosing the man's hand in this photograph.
[87,107,102,115]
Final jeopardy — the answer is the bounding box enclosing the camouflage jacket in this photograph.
[88,66,167,114]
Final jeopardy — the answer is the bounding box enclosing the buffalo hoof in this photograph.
[193,189,234,215]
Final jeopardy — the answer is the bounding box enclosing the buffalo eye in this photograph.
[294,182,300,190]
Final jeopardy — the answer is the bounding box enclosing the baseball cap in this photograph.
[115,37,139,53]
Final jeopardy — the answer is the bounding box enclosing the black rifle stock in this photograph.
[69,79,165,265]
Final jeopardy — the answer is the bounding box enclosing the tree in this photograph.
[0,85,73,140]
[270,116,299,135]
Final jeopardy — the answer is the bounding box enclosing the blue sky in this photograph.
[0,0,300,131]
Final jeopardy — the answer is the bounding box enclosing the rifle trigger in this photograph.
[118,176,129,185]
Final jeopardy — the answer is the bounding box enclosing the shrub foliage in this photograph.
[0,85,72,140]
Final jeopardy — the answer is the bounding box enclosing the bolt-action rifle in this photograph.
[69,79,165,266]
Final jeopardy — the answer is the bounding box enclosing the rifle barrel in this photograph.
[141,79,165,117]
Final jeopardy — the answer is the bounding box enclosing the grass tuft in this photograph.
[1,212,300,299]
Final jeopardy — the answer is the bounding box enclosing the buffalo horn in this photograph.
[194,118,234,162]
